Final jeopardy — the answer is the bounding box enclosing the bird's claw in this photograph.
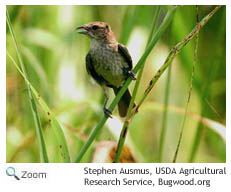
[104,108,112,118]
[128,71,136,80]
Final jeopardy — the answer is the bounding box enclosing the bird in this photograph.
[76,21,136,118]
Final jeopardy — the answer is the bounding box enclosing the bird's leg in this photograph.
[102,85,112,118]
[127,70,136,80]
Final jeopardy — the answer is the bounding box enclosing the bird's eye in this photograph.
[92,25,98,30]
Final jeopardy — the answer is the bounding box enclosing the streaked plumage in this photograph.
[77,21,135,117]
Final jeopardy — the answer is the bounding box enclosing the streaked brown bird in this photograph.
[76,21,136,118]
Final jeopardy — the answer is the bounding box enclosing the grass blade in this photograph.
[188,6,225,163]
[135,6,222,112]
[119,6,139,45]
[173,6,199,163]
[113,5,161,163]
[6,9,49,163]
[7,51,71,162]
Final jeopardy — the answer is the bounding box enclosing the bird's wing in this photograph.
[86,53,109,86]
[86,53,94,75]
[118,43,133,70]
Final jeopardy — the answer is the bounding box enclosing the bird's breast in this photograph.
[90,45,129,87]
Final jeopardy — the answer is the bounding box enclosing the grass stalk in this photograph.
[115,6,221,163]
[134,6,222,113]
[6,9,49,163]
[189,6,225,162]
[173,6,199,163]
[74,6,178,163]
[7,51,71,162]
[119,6,140,45]
[113,6,161,163]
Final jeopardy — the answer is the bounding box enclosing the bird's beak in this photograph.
[76,25,88,34]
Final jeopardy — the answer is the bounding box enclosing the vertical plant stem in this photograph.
[6,9,49,163]
[115,4,219,163]
[119,6,139,45]
[7,51,71,162]
[173,6,199,163]
[147,6,161,44]
[74,117,107,162]
[113,5,161,163]
[122,6,222,162]
[189,6,225,163]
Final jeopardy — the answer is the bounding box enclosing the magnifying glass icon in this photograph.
[6,167,20,180]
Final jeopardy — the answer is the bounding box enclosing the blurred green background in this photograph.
[6,5,226,163]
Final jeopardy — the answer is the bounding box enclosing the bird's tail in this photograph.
[113,87,135,117]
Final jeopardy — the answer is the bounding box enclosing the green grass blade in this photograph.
[173,6,199,163]
[6,9,49,163]
[188,6,225,163]
[119,6,139,45]
[21,46,49,90]
[113,5,161,163]
[7,52,71,162]
[135,6,222,111]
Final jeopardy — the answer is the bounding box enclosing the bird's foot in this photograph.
[128,71,136,80]
[104,108,112,118]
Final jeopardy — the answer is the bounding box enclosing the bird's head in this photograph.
[76,21,115,42]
